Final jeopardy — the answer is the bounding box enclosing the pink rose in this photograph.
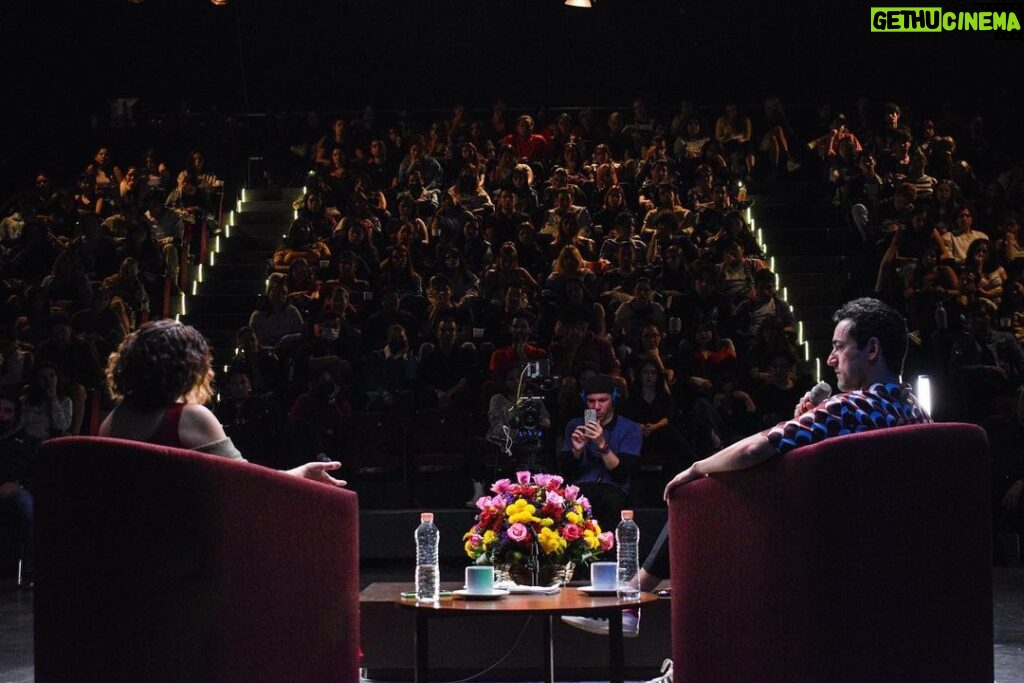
[475,496,493,511]
[533,473,552,488]
[491,478,511,494]
[578,495,592,512]
[546,474,564,490]
[544,490,564,508]
[599,531,614,551]
[563,485,580,501]
[516,470,532,485]
[507,522,530,543]
[561,524,581,541]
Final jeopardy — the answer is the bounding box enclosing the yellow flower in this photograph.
[583,529,600,550]
[565,511,581,525]
[506,499,539,525]
[482,530,498,549]
[538,526,567,555]
[539,517,554,527]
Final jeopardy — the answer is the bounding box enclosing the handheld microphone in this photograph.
[805,380,832,407]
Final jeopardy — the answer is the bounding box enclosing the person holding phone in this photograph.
[560,373,641,531]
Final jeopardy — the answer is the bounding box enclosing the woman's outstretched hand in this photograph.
[287,461,347,488]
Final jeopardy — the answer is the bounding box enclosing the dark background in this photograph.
[2,0,1010,187]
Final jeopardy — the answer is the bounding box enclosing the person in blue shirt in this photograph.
[560,373,641,531]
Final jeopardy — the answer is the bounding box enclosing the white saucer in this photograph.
[454,588,510,600]
[577,585,618,596]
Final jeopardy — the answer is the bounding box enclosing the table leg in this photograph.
[542,614,554,683]
[415,611,428,683]
[608,609,624,683]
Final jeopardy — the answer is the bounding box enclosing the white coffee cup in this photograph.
[590,561,617,590]
[465,565,495,594]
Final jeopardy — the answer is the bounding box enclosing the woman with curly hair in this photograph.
[99,319,344,486]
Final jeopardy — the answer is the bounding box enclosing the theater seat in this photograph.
[33,436,361,683]
[667,422,993,683]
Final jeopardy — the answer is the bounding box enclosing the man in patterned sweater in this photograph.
[564,297,930,640]
[662,296,930,491]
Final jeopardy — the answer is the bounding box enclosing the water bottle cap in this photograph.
[420,512,434,523]
[620,510,634,520]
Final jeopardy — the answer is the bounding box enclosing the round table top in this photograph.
[395,587,658,614]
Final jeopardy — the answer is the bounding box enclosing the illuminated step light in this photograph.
[191,281,197,296]
[803,340,811,362]
[209,251,216,266]
[236,200,243,213]
[797,320,803,345]
[815,357,821,383]
[197,264,203,282]
[215,236,221,252]
[180,292,186,315]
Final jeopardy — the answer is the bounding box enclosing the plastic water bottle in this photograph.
[616,510,640,600]
[415,512,440,604]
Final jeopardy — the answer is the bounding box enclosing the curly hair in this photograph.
[106,319,214,410]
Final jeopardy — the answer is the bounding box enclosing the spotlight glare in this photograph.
[211,0,229,6]
[565,0,593,6]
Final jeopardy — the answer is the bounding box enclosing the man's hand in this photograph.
[288,461,347,488]
[580,420,605,446]
[663,466,700,501]
[570,426,588,452]
[1004,479,1024,512]
[793,394,814,418]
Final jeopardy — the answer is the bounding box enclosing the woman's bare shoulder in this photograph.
[178,403,227,447]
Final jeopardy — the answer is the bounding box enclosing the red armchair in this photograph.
[667,422,992,682]
[34,437,361,683]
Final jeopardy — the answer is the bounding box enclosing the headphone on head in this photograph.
[580,379,620,407]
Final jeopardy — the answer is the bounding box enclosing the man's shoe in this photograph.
[646,658,673,683]
[561,609,639,637]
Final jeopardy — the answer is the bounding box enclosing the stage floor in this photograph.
[4,565,1023,682]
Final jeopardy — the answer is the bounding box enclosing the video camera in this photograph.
[506,359,555,443]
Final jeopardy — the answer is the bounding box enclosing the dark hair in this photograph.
[106,320,214,410]
[0,389,22,425]
[831,297,907,375]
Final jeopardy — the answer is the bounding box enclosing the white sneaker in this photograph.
[646,658,673,683]
[464,481,486,508]
[560,609,639,637]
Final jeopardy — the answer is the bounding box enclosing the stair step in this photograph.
[238,200,298,213]
[211,251,275,266]
[180,311,254,333]
[217,233,281,253]
[199,263,271,281]
[227,223,289,239]
[194,279,267,296]
[232,210,295,226]
[772,256,846,274]
[241,187,305,202]
[763,241,832,258]
[185,294,262,315]
[777,272,845,288]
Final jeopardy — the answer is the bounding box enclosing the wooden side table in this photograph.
[395,588,658,683]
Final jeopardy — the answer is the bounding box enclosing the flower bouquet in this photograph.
[463,471,614,584]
